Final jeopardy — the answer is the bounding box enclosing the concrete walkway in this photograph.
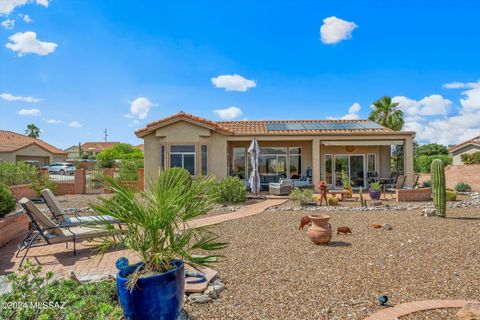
[0,198,287,279]
[364,300,478,320]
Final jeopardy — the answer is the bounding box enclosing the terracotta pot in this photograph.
[307,214,332,245]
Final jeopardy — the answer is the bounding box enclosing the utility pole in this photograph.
[104,128,108,142]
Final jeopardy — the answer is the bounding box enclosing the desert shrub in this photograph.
[31,173,57,197]
[415,143,449,156]
[0,184,16,217]
[327,196,339,206]
[0,262,123,320]
[209,176,247,204]
[0,162,38,186]
[289,188,314,205]
[446,190,457,201]
[460,152,480,164]
[454,182,472,192]
[414,155,452,173]
[422,179,431,188]
[116,159,143,181]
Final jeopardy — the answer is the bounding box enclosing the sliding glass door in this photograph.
[332,154,365,189]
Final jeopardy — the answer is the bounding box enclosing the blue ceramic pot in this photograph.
[116,260,185,320]
[369,189,381,200]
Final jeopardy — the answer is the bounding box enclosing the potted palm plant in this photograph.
[92,168,228,320]
[369,182,382,200]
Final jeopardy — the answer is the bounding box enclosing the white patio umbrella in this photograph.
[248,138,261,195]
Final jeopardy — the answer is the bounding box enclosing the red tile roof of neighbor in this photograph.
[448,135,480,152]
[0,130,67,154]
[135,111,414,137]
[81,142,120,153]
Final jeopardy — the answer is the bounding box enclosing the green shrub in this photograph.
[460,152,480,164]
[414,155,452,173]
[327,196,339,206]
[209,176,247,204]
[0,262,123,320]
[454,182,472,192]
[0,184,16,217]
[370,182,382,191]
[289,188,314,205]
[422,179,431,188]
[0,162,38,186]
[97,143,144,168]
[446,190,457,201]
[415,143,449,156]
[116,159,142,181]
[31,173,57,197]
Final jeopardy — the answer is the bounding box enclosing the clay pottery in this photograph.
[307,214,332,245]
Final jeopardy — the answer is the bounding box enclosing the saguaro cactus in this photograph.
[431,159,446,217]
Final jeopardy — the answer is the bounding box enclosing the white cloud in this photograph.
[213,106,243,120]
[20,14,33,23]
[69,121,82,128]
[128,97,155,120]
[0,0,49,15]
[1,19,14,29]
[0,92,40,102]
[442,82,466,89]
[393,94,451,118]
[320,16,358,44]
[124,113,135,119]
[5,31,57,57]
[46,119,63,124]
[211,74,256,92]
[460,84,480,113]
[341,102,361,119]
[18,108,40,116]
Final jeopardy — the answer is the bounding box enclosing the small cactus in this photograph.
[431,159,446,217]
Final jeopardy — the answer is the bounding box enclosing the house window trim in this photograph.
[169,144,196,176]
[201,144,208,176]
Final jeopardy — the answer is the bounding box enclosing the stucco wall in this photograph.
[452,144,480,165]
[0,144,65,166]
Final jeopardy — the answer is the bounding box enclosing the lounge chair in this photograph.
[383,175,406,198]
[269,179,293,195]
[17,197,112,266]
[41,188,118,225]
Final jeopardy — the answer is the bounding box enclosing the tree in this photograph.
[415,143,449,157]
[25,124,40,138]
[96,143,143,168]
[369,96,404,131]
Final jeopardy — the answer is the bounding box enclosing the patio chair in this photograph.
[41,188,118,225]
[17,198,113,266]
[269,179,293,195]
[383,175,406,198]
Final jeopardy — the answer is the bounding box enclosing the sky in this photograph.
[1,0,480,149]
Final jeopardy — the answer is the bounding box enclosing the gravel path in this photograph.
[184,206,480,320]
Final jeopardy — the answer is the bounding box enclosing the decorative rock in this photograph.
[422,208,437,217]
[457,302,480,320]
[188,293,212,304]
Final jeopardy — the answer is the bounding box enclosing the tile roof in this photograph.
[136,112,411,137]
[81,142,120,153]
[0,130,67,154]
[448,135,480,152]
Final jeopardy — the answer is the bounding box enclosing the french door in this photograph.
[333,154,365,189]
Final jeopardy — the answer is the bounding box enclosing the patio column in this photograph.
[404,136,414,187]
[312,138,320,191]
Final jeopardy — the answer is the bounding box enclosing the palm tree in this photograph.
[369,96,404,131]
[25,124,40,138]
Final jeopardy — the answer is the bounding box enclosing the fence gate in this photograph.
[85,169,105,194]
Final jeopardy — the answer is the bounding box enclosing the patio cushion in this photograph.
[19,198,63,236]
[48,226,111,243]
[41,188,67,222]
[65,215,118,225]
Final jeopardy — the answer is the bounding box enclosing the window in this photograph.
[289,147,302,179]
[367,154,376,172]
[232,148,247,179]
[170,145,196,175]
[160,145,165,171]
[324,154,333,184]
[201,145,208,175]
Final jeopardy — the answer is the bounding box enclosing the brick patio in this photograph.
[0,198,287,279]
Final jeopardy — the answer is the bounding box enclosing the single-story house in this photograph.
[0,130,67,166]
[81,142,119,157]
[135,112,415,191]
[449,135,480,165]
[64,145,80,160]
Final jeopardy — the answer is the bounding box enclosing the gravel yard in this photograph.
[184,206,480,320]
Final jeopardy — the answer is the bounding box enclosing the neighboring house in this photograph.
[448,135,480,165]
[81,142,119,157]
[64,145,80,160]
[0,130,67,166]
[135,144,144,152]
[135,112,416,190]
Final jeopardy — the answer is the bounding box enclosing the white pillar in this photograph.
[404,136,414,187]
